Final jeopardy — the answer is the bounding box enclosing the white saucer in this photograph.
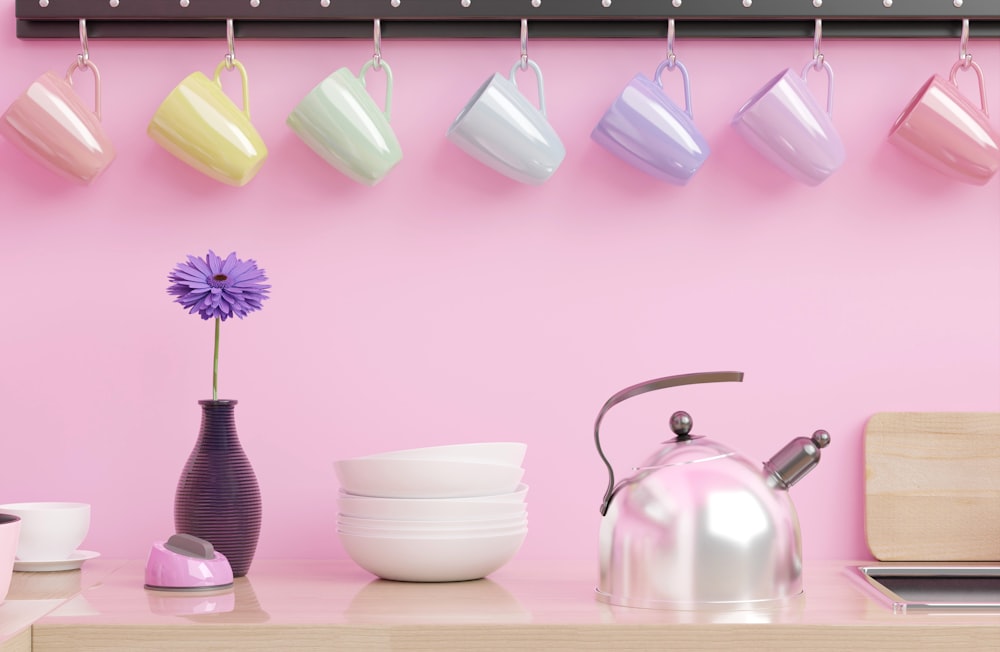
[13,550,100,572]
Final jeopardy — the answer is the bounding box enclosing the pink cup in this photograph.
[0,514,21,605]
[889,59,1000,185]
[0,60,115,184]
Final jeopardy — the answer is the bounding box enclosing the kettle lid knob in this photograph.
[670,411,694,440]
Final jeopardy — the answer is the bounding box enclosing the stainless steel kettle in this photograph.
[594,371,830,609]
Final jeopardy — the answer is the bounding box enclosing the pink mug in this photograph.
[0,60,115,184]
[889,59,1000,185]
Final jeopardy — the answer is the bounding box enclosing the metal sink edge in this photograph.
[849,563,1000,614]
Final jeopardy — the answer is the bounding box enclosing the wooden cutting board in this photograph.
[864,412,1000,561]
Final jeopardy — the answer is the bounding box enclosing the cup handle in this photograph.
[949,59,990,117]
[800,59,835,118]
[508,58,547,116]
[653,57,693,118]
[213,58,252,120]
[358,59,394,122]
[64,58,102,121]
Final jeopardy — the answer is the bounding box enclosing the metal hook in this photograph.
[225,18,236,70]
[666,18,676,68]
[959,18,972,68]
[519,18,528,71]
[77,19,90,69]
[373,19,382,71]
[812,18,825,69]
[68,19,101,120]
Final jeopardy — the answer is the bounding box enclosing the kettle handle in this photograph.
[595,371,744,516]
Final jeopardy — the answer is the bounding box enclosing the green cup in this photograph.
[287,61,402,186]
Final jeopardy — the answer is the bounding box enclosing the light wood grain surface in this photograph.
[0,558,123,649]
[0,629,28,652]
[14,559,1000,651]
[864,412,1000,561]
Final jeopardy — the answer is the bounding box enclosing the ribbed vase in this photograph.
[175,399,261,577]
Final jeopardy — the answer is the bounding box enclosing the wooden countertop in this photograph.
[2,559,998,651]
[1,558,121,652]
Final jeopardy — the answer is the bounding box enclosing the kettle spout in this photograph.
[763,430,831,490]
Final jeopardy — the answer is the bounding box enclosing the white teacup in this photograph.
[0,514,20,605]
[0,502,90,561]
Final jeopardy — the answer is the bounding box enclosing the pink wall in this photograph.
[0,3,998,566]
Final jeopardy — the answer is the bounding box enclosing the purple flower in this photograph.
[168,251,270,400]
[168,251,270,321]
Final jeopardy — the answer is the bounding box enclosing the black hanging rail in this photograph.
[14,0,1000,40]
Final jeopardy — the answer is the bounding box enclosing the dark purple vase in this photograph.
[175,399,261,577]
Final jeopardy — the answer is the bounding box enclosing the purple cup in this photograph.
[732,60,845,186]
[591,59,710,185]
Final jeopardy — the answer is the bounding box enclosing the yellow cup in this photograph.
[148,58,267,187]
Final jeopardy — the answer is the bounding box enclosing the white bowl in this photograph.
[336,494,526,521]
[337,514,528,532]
[358,442,527,467]
[337,522,527,539]
[445,483,529,503]
[340,482,529,505]
[338,529,527,582]
[334,458,524,499]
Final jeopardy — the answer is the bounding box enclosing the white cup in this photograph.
[447,58,565,185]
[0,502,90,561]
[0,514,20,604]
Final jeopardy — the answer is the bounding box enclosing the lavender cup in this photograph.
[592,59,710,185]
[732,60,845,186]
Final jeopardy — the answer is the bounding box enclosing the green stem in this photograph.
[213,317,220,401]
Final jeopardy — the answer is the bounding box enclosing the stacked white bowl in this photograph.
[334,442,528,582]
